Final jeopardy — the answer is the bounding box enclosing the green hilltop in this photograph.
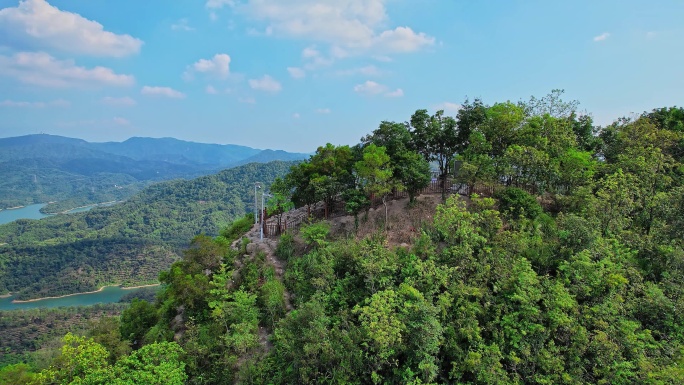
[2,92,684,384]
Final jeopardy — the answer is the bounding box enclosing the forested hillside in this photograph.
[0,161,294,300]
[0,135,308,211]
[3,92,684,384]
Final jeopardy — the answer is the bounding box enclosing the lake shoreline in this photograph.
[10,283,160,304]
[42,200,122,215]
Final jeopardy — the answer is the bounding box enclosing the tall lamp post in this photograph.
[260,192,272,241]
[254,182,261,224]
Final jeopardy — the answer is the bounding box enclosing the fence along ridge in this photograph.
[259,177,501,238]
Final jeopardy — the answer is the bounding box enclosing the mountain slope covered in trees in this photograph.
[3,93,684,384]
[0,161,294,300]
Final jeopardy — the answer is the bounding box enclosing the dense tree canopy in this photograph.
[4,94,684,385]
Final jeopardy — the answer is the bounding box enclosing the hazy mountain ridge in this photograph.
[90,136,264,166]
[0,134,309,210]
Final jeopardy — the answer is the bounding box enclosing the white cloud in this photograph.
[373,27,435,53]
[354,80,387,95]
[247,26,274,36]
[185,53,231,79]
[287,66,306,79]
[385,88,403,97]
[206,0,234,9]
[337,65,382,76]
[330,46,349,59]
[300,46,333,69]
[354,80,403,97]
[434,102,462,115]
[209,11,218,21]
[236,0,434,57]
[292,112,300,119]
[113,117,130,126]
[101,96,136,106]
[593,32,610,42]
[248,75,282,93]
[0,0,142,57]
[302,46,320,59]
[316,108,331,114]
[172,18,194,31]
[0,52,135,87]
[0,99,69,107]
[141,86,185,99]
[239,96,256,104]
[206,85,218,94]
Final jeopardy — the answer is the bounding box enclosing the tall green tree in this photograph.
[355,144,396,230]
[286,143,355,218]
[266,176,294,231]
[456,98,487,153]
[410,109,459,199]
[362,121,430,203]
[120,298,159,349]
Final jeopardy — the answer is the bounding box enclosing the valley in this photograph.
[0,160,295,300]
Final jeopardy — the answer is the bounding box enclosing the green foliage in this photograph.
[112,341,187,384]
[119,299,158,348]
[0,304,127,369]
[343,188,370,232]
[86,317,131,364]
[220,214,254,243]
[260,267,286,329]
[286,144,355,218]
[394,151,431,204]
[410,109,459,199]
[362,121,430,203]
[433,195,488,261]
[35,332,111,384]
[7,97,684,385]
[274,232,296,261]
[495,187,543,220]
[355,144,397,229]
[266,177,295,227]
[34,334,186,385]
[300,222,330,248]
[0,363,36,384]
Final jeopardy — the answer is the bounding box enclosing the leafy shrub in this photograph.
[300,222,330,248]
[220,214,254,242]
[494,187,542,220]
[275,232,296,261]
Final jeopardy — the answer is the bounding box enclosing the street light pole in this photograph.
[254,183,261,224]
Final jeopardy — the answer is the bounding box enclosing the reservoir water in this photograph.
[0,201,139,311]
[0,202,117,225]
[0,203,51,225]
[0,285,160,311]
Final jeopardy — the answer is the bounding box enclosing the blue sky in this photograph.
[0,0,682,152]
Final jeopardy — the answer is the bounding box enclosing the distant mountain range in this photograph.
[0,134,309,210]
